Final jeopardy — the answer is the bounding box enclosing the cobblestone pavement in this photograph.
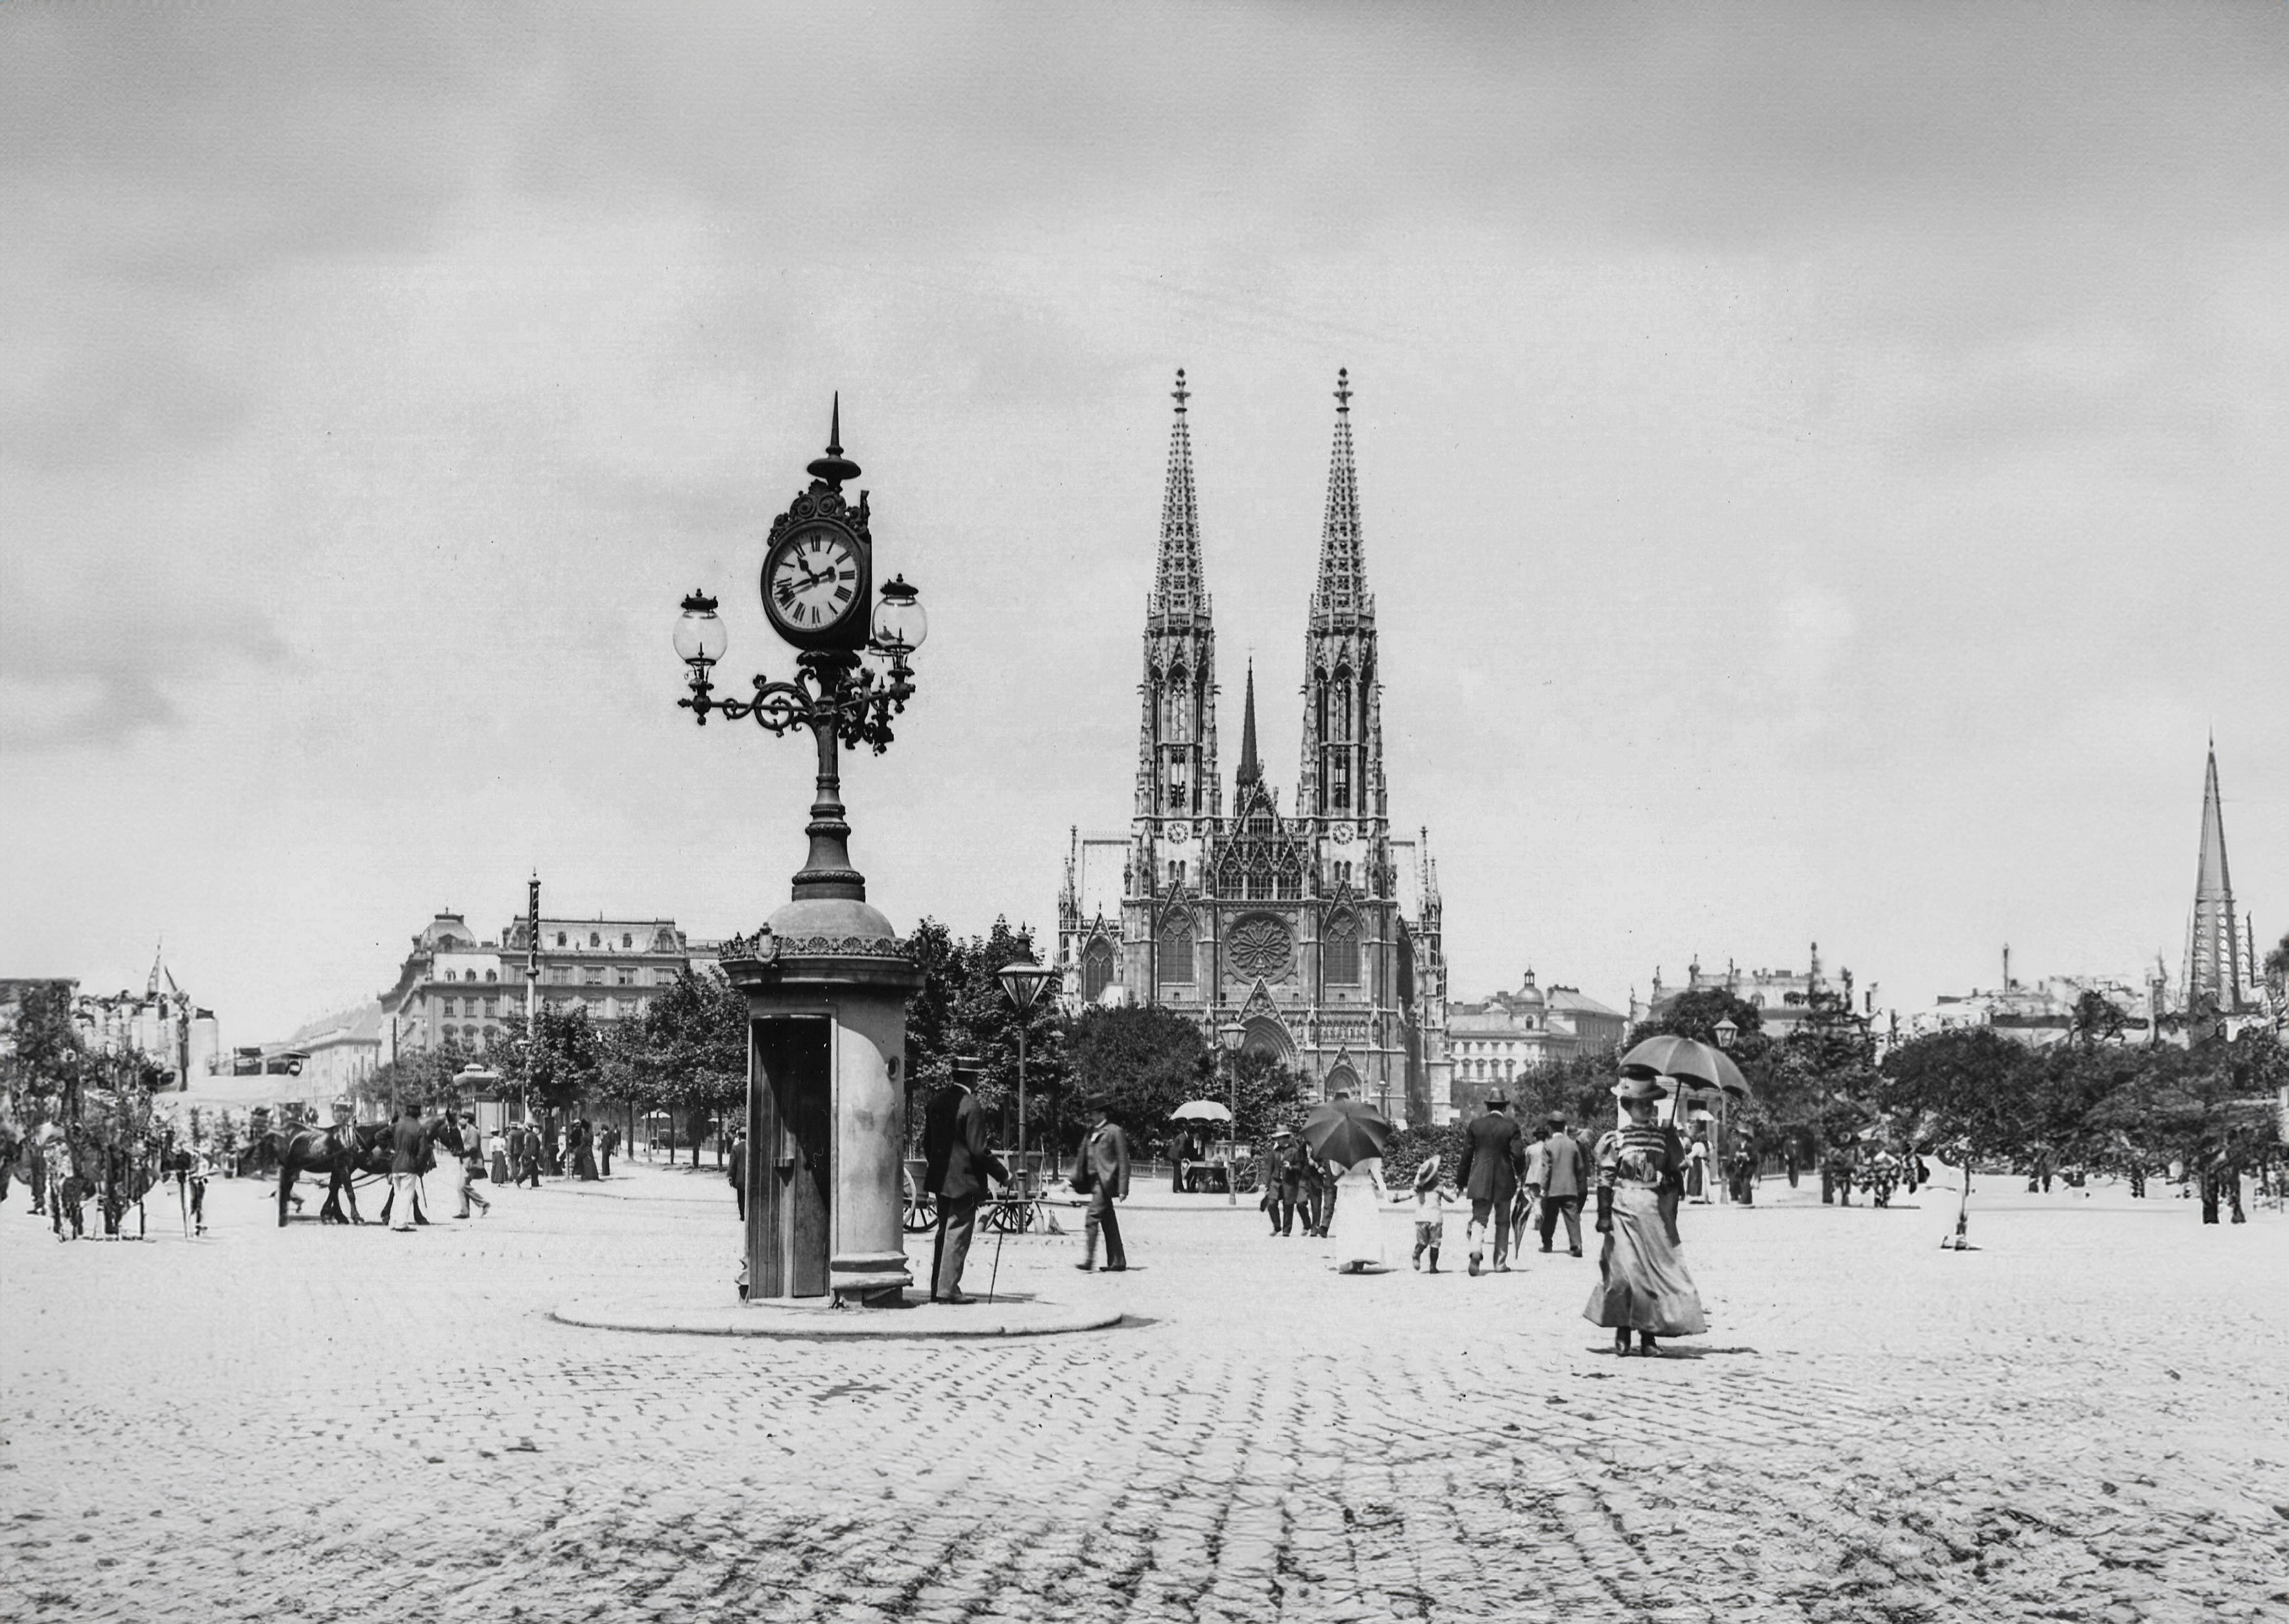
[5,1162,2285,1623]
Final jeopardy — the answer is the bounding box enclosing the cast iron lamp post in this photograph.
[1712,1016,1738,1200]
[997,953,1059,1189]
[1218,1020,1245,1207]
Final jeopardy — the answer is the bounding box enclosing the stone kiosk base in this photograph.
[552,1290,1121,1341]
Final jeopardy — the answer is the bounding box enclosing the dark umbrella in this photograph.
[1299,1100,1395,1167]
[1619,1036,1753,1101]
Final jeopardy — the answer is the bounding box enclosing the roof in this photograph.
[1547,988,1622,1019]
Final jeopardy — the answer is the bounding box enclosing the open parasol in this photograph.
[1169,1100,1232,1123]
[1618,1036,1753,1101]
[1298,1099,1395,1167]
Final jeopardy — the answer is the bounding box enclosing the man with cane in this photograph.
[922,1058,1006,1305]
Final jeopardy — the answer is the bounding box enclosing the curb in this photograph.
[550,1295,1125,1341]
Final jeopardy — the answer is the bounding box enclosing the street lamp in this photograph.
[1218,1020,1246,1208]
[1713,1016,1738,1050]
[1710,1016,1738,1201]
[998,953,1059,1189]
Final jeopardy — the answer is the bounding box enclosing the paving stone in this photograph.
[5,1168,2285,1621]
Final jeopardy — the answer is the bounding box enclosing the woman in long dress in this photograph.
[1585,1075,1708,1357]
[487,1128,509,1185]
[1326,1155,1391,1272]
[571,1119,601,1182]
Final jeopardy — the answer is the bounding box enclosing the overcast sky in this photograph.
[3,3,2283,1042]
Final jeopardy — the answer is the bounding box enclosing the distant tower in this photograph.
[2182,737,2249,1014]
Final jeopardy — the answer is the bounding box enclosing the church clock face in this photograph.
[761,521,869,649]
[1165,821,1190,844]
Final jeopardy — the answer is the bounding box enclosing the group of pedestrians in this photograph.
[481,1118,619,1188]
[1245,1084,1710,1357]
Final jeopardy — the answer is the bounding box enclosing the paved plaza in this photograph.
[5,1163,2285,1624]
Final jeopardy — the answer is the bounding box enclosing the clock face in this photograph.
[763,523,866,643]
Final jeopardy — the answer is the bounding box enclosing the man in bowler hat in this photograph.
[1455,1092,1525,1274]
[922,1058,1006,1304]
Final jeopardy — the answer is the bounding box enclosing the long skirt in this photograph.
[1583,1186,1708,1337]
[1327,1168,1385,1268]
[489,1152,509,1184]
[574,1147,599,1182]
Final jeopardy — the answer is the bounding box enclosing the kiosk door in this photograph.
[747,1018,832,1299]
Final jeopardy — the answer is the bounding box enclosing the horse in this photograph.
[263,1122,394,1227]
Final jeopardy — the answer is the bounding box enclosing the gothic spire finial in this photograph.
[1310,370,1369,621]
[1150,369,1205,615]
[1236,658,1261,787]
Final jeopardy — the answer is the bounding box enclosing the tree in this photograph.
[1063,1004,1214,1151]
[900,916,1072,1153]
[2087,1031,2286,1222]
[1228,1049,1306,1146]
[357,1040,479,1116]
[608,972,743,1165]
[2068,990,2129,1048]
[1875,1027,2031,1247]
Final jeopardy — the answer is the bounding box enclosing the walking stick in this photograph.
[177,1172,189,1240]
[986,1197,1009,1305]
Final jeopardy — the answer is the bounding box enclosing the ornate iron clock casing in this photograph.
[760,486,874,652]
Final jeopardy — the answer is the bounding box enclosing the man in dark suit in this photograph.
[1538,1112,1587,1256]
[922,1059,1006,1304]
[1277,1134,1310,1236]
[1454,1093,1524,1275]
[1074,1100,1131,1272]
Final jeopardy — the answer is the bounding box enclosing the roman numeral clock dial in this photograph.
[760,522,868,648]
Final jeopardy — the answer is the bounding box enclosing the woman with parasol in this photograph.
[1301,1095,1393,1274]
[1585,1073,1708,1357]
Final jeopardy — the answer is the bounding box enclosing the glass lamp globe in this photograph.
[673,591,727,665]
[872,575,926,653]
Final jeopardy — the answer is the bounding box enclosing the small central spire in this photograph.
[1334,366,1352,414]
[1236,658,1261,787]
[1171,368,1189,413]
[807,392,861,486]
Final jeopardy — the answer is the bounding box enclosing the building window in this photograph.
[485,970,498,983]
[1159,915,1194,986]
[1324,912,1360,986]
[483,999,497,1018]
[617,967,636,986]
[1168,860,1184,888]
[590,932,601,948]
[621,933,633,949]
[1083,938,1114,1003]
[655,968,679,986]
[585,966,605,985]
[557,932,567,947]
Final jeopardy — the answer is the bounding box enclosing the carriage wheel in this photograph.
[901,1171,937,1234]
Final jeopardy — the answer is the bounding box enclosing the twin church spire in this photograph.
[1134,370,1384,830]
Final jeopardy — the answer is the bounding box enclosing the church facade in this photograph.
[1058,371,1450,1125]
